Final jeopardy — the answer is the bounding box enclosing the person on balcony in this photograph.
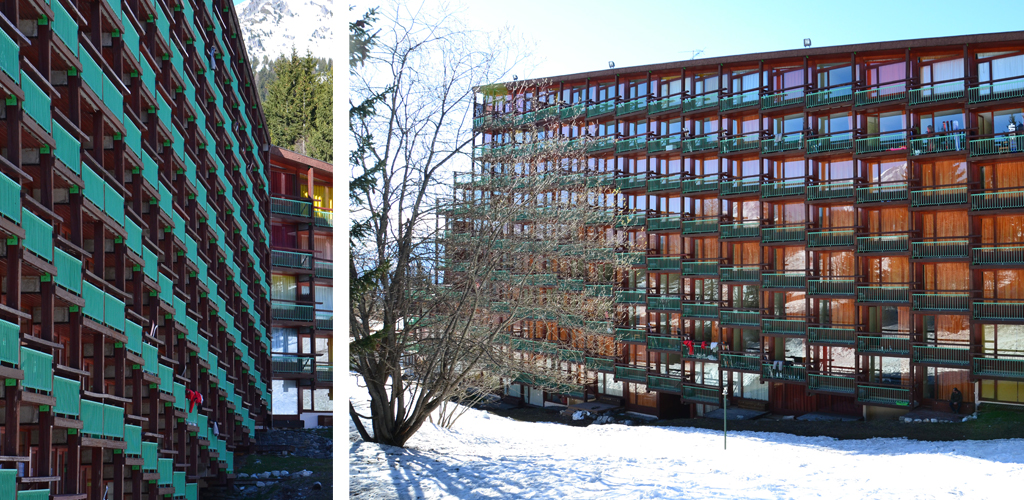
[950,387,964,414]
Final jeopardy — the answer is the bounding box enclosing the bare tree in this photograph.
[349,2,631,448]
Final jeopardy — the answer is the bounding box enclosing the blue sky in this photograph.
[351,0,1024,81]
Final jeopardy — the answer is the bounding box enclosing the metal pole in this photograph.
[722,385,727,450]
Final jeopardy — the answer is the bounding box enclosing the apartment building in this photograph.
[466,31,1024,420]
[268,146,333,428]
[0,0,272,497]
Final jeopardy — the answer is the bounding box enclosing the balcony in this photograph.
[620,252,647,266]
[681,176,720,195]
[805,85,853,108]
[912,292,970,312]
[681,302,719,319]
[648,136,683,155]
[719,310,760,327]
[616,97,648,116]
[682,384,722,404]
[559,102,587,120]
[720,222,760,240]
[615,291,646,304]
[913,240,969,260]
[681,260,718,275]
[762,272,806,289]
[971,189,1024,211]
[614,327,645,343]
[316,365,333,383]
[587,100,616,118]
[856,284,910,303]
[761,88,804,110]
[909,81,965,105]
[968,77,1024,104]
[720,353,761,371]
[761,180,805,199]
[856,234,909,253]
[761,363,807,382]
[719,179,761,197]
[272,249,313,270]
[681,94,718,113]
[614,365,648,383]
[807,180,855,201]
[720,265,760,282]
[615,174,647,191]
[973,300,1024,321]
[855,132,907,155]
[647,295,681,310]
[648,174,681,192]
[973,357,1024,379]
[647,256,680,271]
[854,82,907,106]
[761,225,805,244]
[973,245,1024,265]
[615,137,647,154]
[856,182,908,204]
[856,335,911,356]
[969,135,1024,157]
[272,301,316,322]
[909,132,966,156]
[681,217,719,235]
[912,345,970,367]
[807,326,857,346]
[272,355,314,375]
[807,229,855,248]
[317,315,333,331]
[315,260,332,279]
[681,135,720,154]
[270,196,312,218]
[761,133,803,154]
[761,318,807,336]
[314,208,333,228]
[807,131,853,154]
[585,357,615,372]
[720,89,760,112]
[807,278,856,296]
[857,385,911,407]
[647,215,681,232]
[614,213,646,228]
[588,136,616,153]
[719,134,760,154]
[648,95,682,115]
[911,186,968,207]
[647,336,681,351]
[647,375,683,393]
[808,373,856,395]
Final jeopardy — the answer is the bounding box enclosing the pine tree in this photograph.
[263,48,319,155]
[307,69,333,163]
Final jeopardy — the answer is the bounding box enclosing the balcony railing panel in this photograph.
[807,230,855,248]
[805,85,853,108]
[648,95,682,114]
[856,183,908,204]
[647,256,680,271]
[681,302,719,319]
[614,291,646,304]
[855,132,907,154]
[970,136,1024,157]
[761,273,806,289]
[807,327,857,345]
[720,134,760,154]
[968,78,1024,104]
[971,190,1024,211]
[681,176,720,194]
[856,336,911,355]
[585,357,615,372]
[647,296,680,310]
[909,132,966,156]
[720,179,760,197]
[720,266,759,282]
[647,375,683,392]
[614,365,648,383]
[272,250,314,270]
[912,292,969,312]
[720,90,760,111]
[909,81,965,105]
[760,133,803,154]
[681,136,719,153]
[272,303,315,322]
[681,218,719,235]
[720,353,761,371]
[615,328,648,343]
[681,260,718,275]
[761,88,804,109]
[271,196,313,217]
[719,222,760,239]
[807,278,855,296]
[856,235,909,253]
[272,355,314,374]
[912,345,970,367]
[681,384,721,404]
[647,216,680,232]
[973,245,1024,265]
[913,240,969,260]
[761,180,805,199]
[807,132,853,153]
[761,363,807,381]
[681,94,718,113]
[807,180,855,201]
[973,301,1024,321]
[647,336,682,351]
[761,225,805,244]
[973,357,1024,379]
[911,186,968,207]
[720,310,760,327]
[854,83,907,106]
[857,385,911,406]
[808,373,856,394]
[616,97,648,116]
[761,319,807,336]
[857,285,910,303]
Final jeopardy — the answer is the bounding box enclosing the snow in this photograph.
[349,373,1024,499]
[235,0,334,69]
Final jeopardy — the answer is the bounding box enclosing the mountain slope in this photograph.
[235,0,334,70]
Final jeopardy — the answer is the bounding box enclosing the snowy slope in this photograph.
[235,0,333,69]
[349,373,1024,499]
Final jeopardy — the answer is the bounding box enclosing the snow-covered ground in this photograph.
[349,373,1024,499]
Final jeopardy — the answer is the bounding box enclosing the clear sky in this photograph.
[349,0,1024,82]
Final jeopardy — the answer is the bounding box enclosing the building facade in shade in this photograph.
[468,31,1024,420]
[0,0,272,497]
[268,146,333,428]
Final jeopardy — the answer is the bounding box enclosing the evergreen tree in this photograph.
[263,48,321,156]
[307,69,333,163]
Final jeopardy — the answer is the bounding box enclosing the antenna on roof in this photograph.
[804,38,812,48]
[678,49,705,60]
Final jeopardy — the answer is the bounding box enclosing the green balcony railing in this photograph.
[0,26,18,81]
[761,133,803,154]
[647,375,683,392]
[720,179,761,197]
[805,85,853,107]
[647,174,681,192]
[912,292,970,312]
[587,100,616,118]
[855,132,907,154]
[970,136,1024,157]
[720,310,760,327]
[973,245,1024,265]
[615,174,646,191]
[0,318,18,366]
[270,196,312,217]
[857,234,909,254]
[0,171,19,223]
[22,208,53,262]
[807,230,855,248]
[808,373,856,394]
[615,328,647,343]
[647,296,681,310]
[912,345,971,367]
[588,136,616,153]
[973,301,1024,321]
[968,78,1024,104]
[647,135,683,154]
[971,190,1024,211]
[616,97,647,116]
[54,376,80,416]
[615,137,647,153]
[681,384,721,404]
[272,250,313,270]
[21,70,51,132]
[761,88,804,109]
[857,385,911,406]
[762,272,805,289]
[647,256,680,271]
[807,278,856,296]
[909,132,966,156]
[585,357,615,372]
[614,365,648,383]
[560,102,587,120]
[315,208,333,228]
[806,132,853,153]
[761,363,807,381]
[649,95,682,114]
[21,347,52,392]
[681,176,720,194]
[856,183,908,204]
[54,248,82,295]
[104,404,124,438]
[720,265,760,282]
[720,89,761,112]
[973,357,1024,379]
[681,217,719,235]
[857,285,910,303]
[762,319,807,335]
[647,215,680,232]
[761,181,805,200]
[807,326,857,345]
[272,303,315,322]
[911,186,968,207]
[614,213,646,228]
[647,336,682,351]
[81,400,104,436]
[761,225,805,244]
[315,260,333,279]
[855,83,907,106]
[909,81,965,105]
[912,240,969,260]
[272,355,314,374]
[681,260,718,275]
[620,252,647,266]
[142,442,158,471]
[681,302,719,318]
[681,135,719,153]
[807,180,855,201]
[720,134,760,154]
[720,222,760,239]
[614,291,646,304]
[681,94,718,113]
[721,353,761,371]
[856,335,911,355]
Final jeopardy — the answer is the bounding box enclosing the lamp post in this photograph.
[721,343,727,450]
